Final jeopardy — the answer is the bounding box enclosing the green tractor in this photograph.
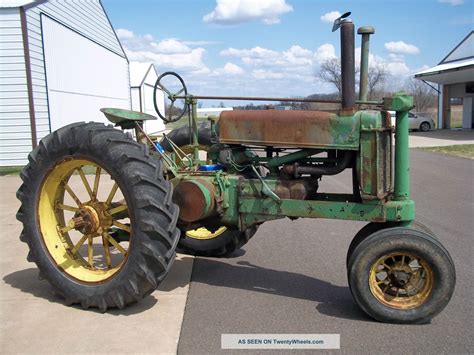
[17,13,455,323]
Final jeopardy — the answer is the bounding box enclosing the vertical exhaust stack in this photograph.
[358,26,375,105]
[332,12,355,113]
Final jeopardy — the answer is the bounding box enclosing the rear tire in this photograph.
[17,122,180,311]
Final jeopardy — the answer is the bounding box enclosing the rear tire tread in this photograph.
[17,122,180,311]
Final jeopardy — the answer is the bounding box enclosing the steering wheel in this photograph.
[153,72,188,123]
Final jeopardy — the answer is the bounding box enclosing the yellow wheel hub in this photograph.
[369,252,433,309]
[185,226,227,240]
[38,158,130,283]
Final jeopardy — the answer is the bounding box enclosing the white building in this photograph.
[197,107,233,118]
[130,62,165,134]
[0,0,131,166]
[415,31,474,129]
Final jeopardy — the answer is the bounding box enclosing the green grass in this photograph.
[0,164,104,176]
[418,144,474,159]
[0,166,24,176]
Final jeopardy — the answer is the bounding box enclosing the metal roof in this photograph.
[440,31,473,64]
[0,0,37,8]
[414,58,474,84]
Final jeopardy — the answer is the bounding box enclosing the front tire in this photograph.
[347,227,455,324]
[346,221,435,267]
[17,122,180,310]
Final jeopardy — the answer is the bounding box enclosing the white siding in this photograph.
[41,15,130,130]
[24,0,128,142]
[0,7,32,166]
[143,83,165,134]
[0,0,130,166]
[131,87,141,111]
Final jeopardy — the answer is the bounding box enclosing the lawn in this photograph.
[0,166,23,176]
[418,144,474,159]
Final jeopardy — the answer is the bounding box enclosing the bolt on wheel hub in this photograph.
[369,252,433,309]
[72,206,99,234]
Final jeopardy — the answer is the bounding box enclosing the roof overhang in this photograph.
[414,58,474,85]
[0,0,37,8]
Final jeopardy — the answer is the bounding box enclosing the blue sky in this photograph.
[102,0,473,104]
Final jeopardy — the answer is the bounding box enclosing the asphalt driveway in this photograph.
[178,149,473,354]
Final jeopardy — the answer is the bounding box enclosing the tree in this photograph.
[316,58,386,99]
[316,58,343,98]
[367,63,387,100]
[404,77,437,112]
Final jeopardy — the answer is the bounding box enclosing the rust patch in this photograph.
[173,179,216,222]
[218,110,337,148]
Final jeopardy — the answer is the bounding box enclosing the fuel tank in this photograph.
[217,110,359,149]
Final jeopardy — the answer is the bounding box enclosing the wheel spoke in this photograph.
[175,87,185,96]
[64,183,82,206]
[168,101,175,121]
[401,255,406,266]
[57,203,79,212]
[104,232,127,255]
[59,224,74,234]
[158,82,172,97]
[382,262,391,270]
[102,234,112,268]
[106,182,119,204]
[112,220,131,233]
[395,288,400,298]
[92,166,101,200]
[77,167,93,199]
[108,204,128,215]
[71,234,89,255]
[87,235,94,267]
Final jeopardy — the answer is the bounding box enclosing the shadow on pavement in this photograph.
[191,258,371,322]
[3,268,160,316]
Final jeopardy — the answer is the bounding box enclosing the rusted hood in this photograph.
[218,110,359,149]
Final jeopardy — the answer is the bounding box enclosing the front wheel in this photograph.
[17,122,180,310]
[347,227,455,323]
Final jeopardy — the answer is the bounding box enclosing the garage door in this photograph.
[41,15,130,131]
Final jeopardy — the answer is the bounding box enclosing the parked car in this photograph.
[389,111,435,131]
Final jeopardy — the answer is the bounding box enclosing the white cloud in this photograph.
[117,29,209,74]
[384,41,420,55]
[438,0,463,5]
[126,48,208,72]
[314,43,337,63]
[354,46,411,76]
[320,11,341,24]
[214,62,245,75]
[116,28,134,39]
[182,40,220,46]
[252,69,284,79]
[151,39,191,54]
[386,62,410,76]
[203,0,293,25]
